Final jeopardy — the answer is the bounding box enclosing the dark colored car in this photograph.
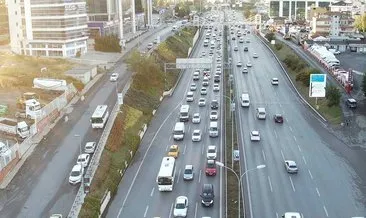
[346,98,357,109]
[201,184,214,207]
[211,100,219,109]
[274,114,284,123]
[244,47,248,51]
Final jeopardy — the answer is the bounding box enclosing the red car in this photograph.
[274,114,284,123]
[205,160,217,176]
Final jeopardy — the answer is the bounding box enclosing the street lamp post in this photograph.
[216,161,266,218]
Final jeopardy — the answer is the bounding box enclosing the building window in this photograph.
[270,1,279,17]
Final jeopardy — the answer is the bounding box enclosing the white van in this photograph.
[209,122,219,137]
[240,93,250,107]
[173,122,185,140]
[256,108,266,120]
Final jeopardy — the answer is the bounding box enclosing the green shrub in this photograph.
[80,195,101,218]
[265,32,275,42]
[284,55,300,70]
[274,43,283,50]
[94,35,121,52]
[296,69,311,87]
[326,85,341,107]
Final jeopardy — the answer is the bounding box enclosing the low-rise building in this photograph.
[311,12,355,37]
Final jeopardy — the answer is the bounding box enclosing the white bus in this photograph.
[91,105,109,129]
[156,157,176,191]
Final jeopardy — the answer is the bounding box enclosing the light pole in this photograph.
[216,161,266,218]
[74,134,82,154]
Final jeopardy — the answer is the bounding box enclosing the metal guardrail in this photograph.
[68,79,132,218]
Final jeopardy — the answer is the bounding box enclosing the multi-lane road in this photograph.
[230,11,366,218]
[106,11,226,218]
[0,23,174,218]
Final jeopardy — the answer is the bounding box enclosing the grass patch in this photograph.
[266,36,343,125]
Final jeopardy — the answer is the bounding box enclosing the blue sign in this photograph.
[311,74,325,82]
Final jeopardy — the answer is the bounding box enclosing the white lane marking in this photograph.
[198,169,202,183]
[166,144,169,151]
[201,145,204,155]
[276,212,279,218]
[183,144,187,155]
[194,202,198,218]
[169,135,172,141]
[280,150,285,161]
[289,126,293,132]
[144,205,149,217]
[262,149,266,161]
[268,176,273,192]
[293,135,297,141]
[177,169,181,184]
[188,125,191,132]
[298,144,302,152]
[289,176,295,192]
[169,203,174,218]
[308,169,313,180]
[279,103,282,108]
[316,187,320,197]
[274,130,278,139]
[302,156,307,165]
[150,187,154,197]
[323,205,329,217]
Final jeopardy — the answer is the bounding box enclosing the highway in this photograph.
[229,11,366,218]
[0,24,174,218]
[106,11,225,218]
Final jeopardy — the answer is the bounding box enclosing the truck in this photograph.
[0,118,30,138]
[15,99,42,120]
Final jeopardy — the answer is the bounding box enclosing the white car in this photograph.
[186,91,194,102]
[192,129,202,142]
[250,131,260,141]
[213,84,220,92]
[201,87,207,95]
[271,78,279,85]
[147,42,153,50]
[237,61,242,67]
[69,164,84,185]
[192,113,201,123]
[201,51,206,57]
[76,153,90,168]
[84,142,96,154]
[239,38,244,43]
[190,83,197,91]
[285,160,298,173]
[234,46,238,51]
[198,98,206,106]
[173,196,188,217]
[246,62,252,67]
[110,73,119,81]
[253,53,258,58]
[210,111,218,120]
[206,145,217,160]
[242,67,248,73]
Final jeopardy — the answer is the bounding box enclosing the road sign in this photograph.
[176,58,212,69]
[309,74,326,98]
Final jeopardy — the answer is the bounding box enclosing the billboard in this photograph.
[309,74,326,97]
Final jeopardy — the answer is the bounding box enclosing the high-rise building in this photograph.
[269,0,333,20]
[7,0,88,57]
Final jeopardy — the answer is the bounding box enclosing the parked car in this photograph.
[84,142,96,154]
[76,153,90,168]
[69,164,84,185]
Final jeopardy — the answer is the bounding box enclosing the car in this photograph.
[147,42,153,50]
[201,51,206,57]
[271,78,279,85]
[190,83,197,91]
[210,111,218,120]
[193,75,200,80]
[232,36,236,40]
[202,81,209,86]
[183,165,194,181]
[213,84,220,92]
[250,131,260,141]
[285,160,298,173]
[346,98,357,108]
[192,129,202,142]
[76,153,90,168]
[173,196,188,217]
[201,87,207,95]
[242,67,248,73]
[274,114,284,123]
[50,214,63,218]
[236,61,242,67]
[110,73,119,82]
[282,212,302,218]
[234,46,238,51]
[253,53,258,58]
[214,75,220,83]
[198,98,206,107]
[84,142,96,154]
[186,91,194,102]
[244,47,248,51]
[246,62,252,67]
[192,113,201,123]
[69,164,84,185]
[239,38,244,43]
[211,100,219,109]
[201,184,214,207]
[246,39,250,43]
[153,38,158,44]
[168,145,180,158]
[205,159,217,176]
[206,145,217,160]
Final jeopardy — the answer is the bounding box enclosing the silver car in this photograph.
[183,165,194,181]
[285,160,298,173]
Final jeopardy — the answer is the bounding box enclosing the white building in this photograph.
[7,0,88,57]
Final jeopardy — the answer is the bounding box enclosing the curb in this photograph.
[256,32,327,123]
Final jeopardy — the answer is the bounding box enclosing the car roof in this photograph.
[275,114,282,117]
[199,98,205,100]
[193,129,200,133]
[170,145,178,149]
[272,77,278,80]
[347,98,356,102]
[286,160,296,165]
[208,145,216,149]
[176,196,187,203]
[86,142,95,146]
[207,159,215,164]
[185,165,193,170]
[193,113,200,116]
[78,154,89,158]
[251,131,259,135]
[72,164,82,171]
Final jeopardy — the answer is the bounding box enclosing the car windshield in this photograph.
[289,165,297,168]
[71,171,80,176]
[169,147,177,152]
[207,163,215,168]
[208,149,215,153]
[176,203,186,209]
[193,132,200,136]
[78,157,85,162]
[184,169,192,174]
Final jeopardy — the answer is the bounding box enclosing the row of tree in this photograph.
[354,13,366,32]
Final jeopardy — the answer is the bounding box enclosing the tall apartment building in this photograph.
[7,0,88,57]
[312,12,355,36]
[0,0,9,45]
[269,0,333,20]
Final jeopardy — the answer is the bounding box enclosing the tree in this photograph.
[94,35,121,52]
[265,32,275,42]
[174,2,190,18]
[362,72,366,96]
[325,85,341,107]
[354,13,366,32]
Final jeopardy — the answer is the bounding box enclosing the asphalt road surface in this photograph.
[106,13,226,218]
[0,25,174,218]
[229,11,366,218]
